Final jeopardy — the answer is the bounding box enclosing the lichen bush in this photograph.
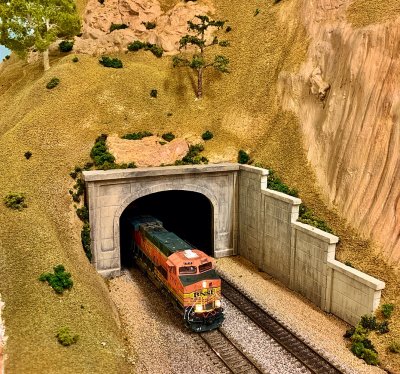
[39,265,73,294]
[90,134,115,167]
[81,223,92,261]
[298,204,333,234]
[142,21,156,30]
[267,169,298,197]
[202,131,213,141]
[122,131,153,140]
[127,41,163,58]
[150,89,158,98]
[175,144,208,165]
[162,132,175,142]
[381,303,395,319]
[46,77,60,89]
[72,56,79,63]
[59,40,74,52]
[109,23,128,32]
[24,151,32,159]
[99,56,123,68]
[3,193,27,210]
[56,327,79,346]
[389,341,400,353]
[238,150,250,164]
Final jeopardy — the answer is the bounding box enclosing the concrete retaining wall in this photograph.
[238,165,385,326]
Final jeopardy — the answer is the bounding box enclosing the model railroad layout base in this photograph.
[220,278,343,374]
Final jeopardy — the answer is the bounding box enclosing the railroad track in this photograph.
[199,328,263,374]
[221,278,343,374]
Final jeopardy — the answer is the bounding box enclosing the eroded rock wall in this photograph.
[279,0,400,265]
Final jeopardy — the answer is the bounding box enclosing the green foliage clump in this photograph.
[360,315,377,330]
[72,56,79,62]
[377,320,389,334]
[127,40,163,57]
[59,40,74,52]
[219,40,230,47]
[298,204,333,234]
[389,341,400,353]
[99,56,123,68]
[201,131,213,141]
[344,261,354,268]
[162,132,175,142]
[98,0,105,4]
[81,223,92,261]
[381,303,395,319]
[109,23,128,32]
[225,26,232,32]
[254,8,260,16]
[39,265,73,294]
[90,134,115,166]
[122,131,153,140]
[238,150,250,164]
[142,21,156,30]
[46,77,60,89]
[56,327,79,346]
[3,193,27,210]
[24,151,32,159]
[76,206,89,222]
[175,144,208,165]
[267,169,298,197]
[150,89,158,98]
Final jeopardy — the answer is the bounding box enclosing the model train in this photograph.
[126,216,224,332]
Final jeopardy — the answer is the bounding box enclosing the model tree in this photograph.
[173,15,230,99]
[0,0,80,71]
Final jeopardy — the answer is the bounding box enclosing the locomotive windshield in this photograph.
[199,262,212,273]
[179,266,197,274]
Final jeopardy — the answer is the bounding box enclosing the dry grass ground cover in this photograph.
[0,0,399,372]
[347,0,400,27]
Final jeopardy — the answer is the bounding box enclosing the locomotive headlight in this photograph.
[202,281,207,289]
[195,304,203,313]
[215,299,221,308]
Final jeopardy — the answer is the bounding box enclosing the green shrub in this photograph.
[360,348,379,365]
[225,26,232,32]
[4,55,10,60]
[202,131,213,141]
[99,56,123,68]
[254,8,260,16]
[39,265,73,294]
[90,134,115,166]
[72,193,80,203]
[238,150,250,164]
[377,320,389,334]
[122,131,153,140]
[46,77,60,89]
[56,327,79,346]
[267,169,298,197]
[381,303,395,319]
[127,41,163,57]
[59,40,74,52]
[389,341,400,353]
[162,132,175,142]
[110,23,128,32]
[24,151,32,159]
[142,21,156,30]
[176,144,208,165]
[72,56,79,63]
[150,89,158,98]
[298,204,333,234]
[344,261,354,268]
[219,40,230,47]
[98,0,105,4]
[360,315,377,330]
[148,44,163,58]
[127,40,146,51]
[3,193,27,210]
[81,223,92,261]
[76,206,89,222]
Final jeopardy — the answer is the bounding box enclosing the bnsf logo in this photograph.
[194,290,214,297]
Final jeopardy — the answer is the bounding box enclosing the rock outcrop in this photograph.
[74,0,214,55]
[279,0,400,265]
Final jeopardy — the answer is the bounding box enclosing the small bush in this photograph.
[127,40,146,51]
[381,303,394,319]
[98,0,105,4]
[110,23,128,32]
[225,26,232,32]
[4,55,10,60]
[122,131,153,140]
[59,40,74,52]
[219,40,230,47]
[72,56,79,63]
[24,151,32,159]
[73,178,85,196]
[267,169,298,197]
[56,327,79,346]
[142,21,156,30]
[90,134,115,166]
[360,315,377,330]
[389,341,400,353]
[377,320,390,334]
[344,261,354,268]
[39,265,73,294]
[76,206,89,222]
[4,193,27,210]
[148,45,163,58]
[298,204,333,233]
[127,41,163,57]
[46,77,60,89]
[202,131,213,141]
[238,150,250,164]
[99,56,123,68]
[150,89,158,98]
[176,144,208,165]
[162,132,175,142]
[254,8,260,16]
[81,223,92,261]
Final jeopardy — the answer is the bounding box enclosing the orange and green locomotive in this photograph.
[127,216,224,332]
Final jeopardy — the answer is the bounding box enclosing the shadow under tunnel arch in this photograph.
[120,190,214,268]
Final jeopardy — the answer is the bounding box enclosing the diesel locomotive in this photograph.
[126,216,224,332]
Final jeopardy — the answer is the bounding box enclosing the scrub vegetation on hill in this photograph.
[0,0,400,372]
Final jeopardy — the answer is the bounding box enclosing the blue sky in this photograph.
[0,45,11,60]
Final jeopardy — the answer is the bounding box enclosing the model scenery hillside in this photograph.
[0,0,399,372]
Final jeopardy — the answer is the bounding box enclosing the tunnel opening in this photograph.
[120,190,214,268]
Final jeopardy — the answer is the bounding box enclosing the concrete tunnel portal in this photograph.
[120,190,214,267]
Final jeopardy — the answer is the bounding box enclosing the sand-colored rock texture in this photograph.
[0,296,5,374]
[74,0,214,55]
[279,0,400,265]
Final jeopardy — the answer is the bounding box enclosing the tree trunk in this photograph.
[197,68,203,99]
[43,49,50,71]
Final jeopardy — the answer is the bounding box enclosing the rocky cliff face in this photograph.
[279,0,400,265]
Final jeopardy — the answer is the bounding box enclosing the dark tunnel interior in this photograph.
[120,190,213,267]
